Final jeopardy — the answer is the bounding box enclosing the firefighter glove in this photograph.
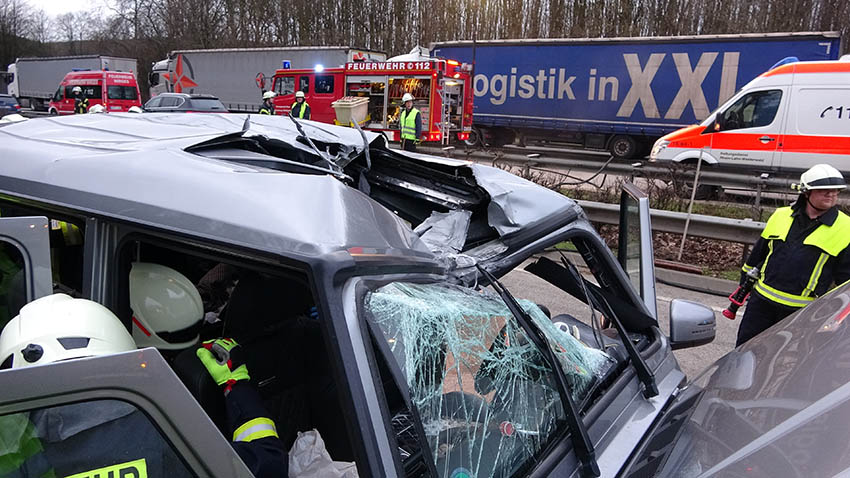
[197,338,250,394]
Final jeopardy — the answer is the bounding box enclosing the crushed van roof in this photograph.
[0,113,429,260]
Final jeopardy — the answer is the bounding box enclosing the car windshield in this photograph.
[363,281,610,477]
[189,99,226,110]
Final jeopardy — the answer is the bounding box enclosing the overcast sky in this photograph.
[28,0,109,16]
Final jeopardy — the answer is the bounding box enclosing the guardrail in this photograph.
[577,199,764,244]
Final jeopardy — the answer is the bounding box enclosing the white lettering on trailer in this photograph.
[557,69,576,99]
[616,53,665,118]
[718,52,740,106]
[664,52,717,120]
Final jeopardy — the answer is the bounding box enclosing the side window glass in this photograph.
[0,240,26,330]
[315,75,334,94]
[0,400,195,477]
[146,97,162,108]
[299,76,309,94]
[618,183,657,318]
[161,97,180,107]
[53,88,62,101]
[719,89,782,131]
[275,76,294,95]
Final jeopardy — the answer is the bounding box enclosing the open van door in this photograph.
[618,182,658,319]
[0,216,53,328]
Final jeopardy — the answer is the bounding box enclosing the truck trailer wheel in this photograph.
[609,135,637,159]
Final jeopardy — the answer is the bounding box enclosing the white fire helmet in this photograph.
[88,104,106,114]
[402,93,414,103]
[0,294,135,370]
[263,90,276,100]
[72,86,82,95]
[295,91,305,99]
[799,164,846,191]
[130,262,203,350]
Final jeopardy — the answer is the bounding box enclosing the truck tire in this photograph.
[609,135,637,159]
[464,127,482,147]
[49,108,58,116]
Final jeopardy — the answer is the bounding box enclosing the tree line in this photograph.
[2,0,848,98]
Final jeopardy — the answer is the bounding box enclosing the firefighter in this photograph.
[736,163,850,346]
[72,86,89,114]
[0,294,287,477]
[259,90,276,115]
[290,90,310,119]
[399,92,421,152]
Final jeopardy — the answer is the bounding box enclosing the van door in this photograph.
[0,216,53,328]
[777,85,850,172]
[707,88,787,169]
[618,183,658,319]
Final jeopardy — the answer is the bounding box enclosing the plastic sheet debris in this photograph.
[414,210,473,256]
[289,429,359,478]
[365,282,610,477]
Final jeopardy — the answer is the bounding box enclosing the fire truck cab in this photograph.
[271,58,474,143]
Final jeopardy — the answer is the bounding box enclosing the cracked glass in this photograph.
[364,281,610,477]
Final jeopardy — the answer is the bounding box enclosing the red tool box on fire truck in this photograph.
[270,57,474,144]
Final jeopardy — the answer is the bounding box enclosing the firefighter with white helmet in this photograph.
[259,90,276,115]
[736,163,850,345]
[399,92,421,152]
[290,90,310,120]
[72,86,89,114]
[129,262,204,352]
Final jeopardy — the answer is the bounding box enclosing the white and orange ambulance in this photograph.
[651,57,850,173]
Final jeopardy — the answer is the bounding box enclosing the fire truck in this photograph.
[270,57,474,143]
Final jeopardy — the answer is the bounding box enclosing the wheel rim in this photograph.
[464,128,480,147]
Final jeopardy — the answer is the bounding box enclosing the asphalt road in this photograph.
[500,256,738,381]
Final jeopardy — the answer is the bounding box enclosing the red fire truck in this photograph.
[270,58,474,143]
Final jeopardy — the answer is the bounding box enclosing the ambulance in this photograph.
[48,70,142,115]
[650,57,850,173]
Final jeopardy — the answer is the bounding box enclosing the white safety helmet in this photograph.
[0,294,135,370]
[799,164,846,192]
[263,90,276,100]
[130,262,203,350]
[295,90,305,99]
[87,104,106,114]
[72,86,82,95]
[402,93,414,103]
[127,106,143,113]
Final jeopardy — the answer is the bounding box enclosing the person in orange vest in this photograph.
[290,91,310,119]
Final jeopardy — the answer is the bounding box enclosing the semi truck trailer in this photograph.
[7,55,138,110]
[431,32,841,158]
[148,46,386,112]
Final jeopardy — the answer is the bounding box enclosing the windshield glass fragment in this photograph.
[364,281,610,477]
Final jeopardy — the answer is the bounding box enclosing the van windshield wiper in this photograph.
[559,256,658,399]
[476,264,601,478]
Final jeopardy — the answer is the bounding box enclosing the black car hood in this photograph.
[626,281,850,477]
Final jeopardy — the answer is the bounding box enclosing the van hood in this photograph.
[662,123,710,148]
[625,280,850,477]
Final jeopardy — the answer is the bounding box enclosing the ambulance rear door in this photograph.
[776,76,850,173]
[707,86,788,170]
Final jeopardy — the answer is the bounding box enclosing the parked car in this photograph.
[0,112,715,477]
[0,94,21,117]
[144,92,227,113]
[47,70,142,115]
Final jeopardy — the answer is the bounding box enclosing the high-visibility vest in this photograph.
[400,108,419,140]
[753,206,850,307]
[259,102,273,115]
[75,98,89,114]
[290,101,309,119]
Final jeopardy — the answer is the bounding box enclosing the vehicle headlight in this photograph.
[650,139,670,161]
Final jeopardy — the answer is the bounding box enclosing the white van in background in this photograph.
[651,57,850,173]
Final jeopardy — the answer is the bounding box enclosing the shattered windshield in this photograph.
[364,281,611,477]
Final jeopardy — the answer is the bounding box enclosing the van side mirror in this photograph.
[669,299,715,350]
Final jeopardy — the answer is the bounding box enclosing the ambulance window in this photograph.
[315,75,334,94]
[53,88,62,101]
[299,76,309,94]
[275,76,294,96]
[108,86,138,100]
[64,85,102,100]
[0,240,25,331]
[0,400,196,477]
[719,89,782,131]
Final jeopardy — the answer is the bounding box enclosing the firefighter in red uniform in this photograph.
[736,164,850,345]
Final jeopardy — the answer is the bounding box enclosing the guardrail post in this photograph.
[677,149,705,261]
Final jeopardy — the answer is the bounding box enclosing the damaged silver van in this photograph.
[0,113,714,477]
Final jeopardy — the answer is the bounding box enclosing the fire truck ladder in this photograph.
[440,87,451,146]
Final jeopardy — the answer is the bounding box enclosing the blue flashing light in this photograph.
[282,60,291,69]
[314,64,324,73]
[769,56,799,70]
